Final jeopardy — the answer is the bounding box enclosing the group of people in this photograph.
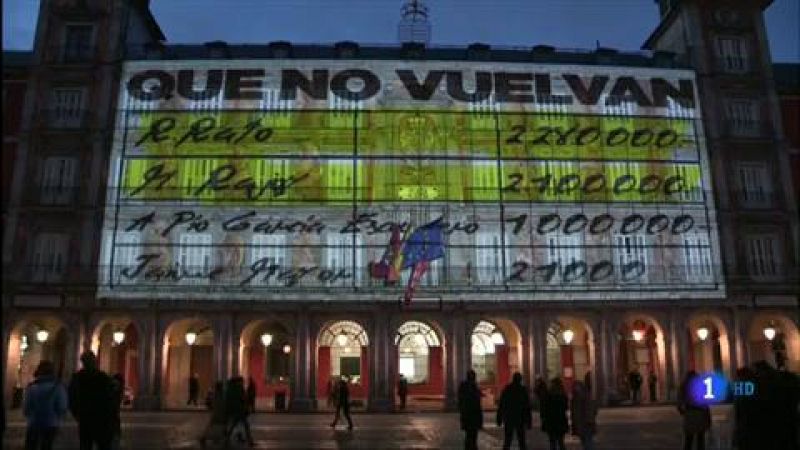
[457,370,598,450]
[199,376,259,447]
[626,367,659,404]
[23,351,127,450]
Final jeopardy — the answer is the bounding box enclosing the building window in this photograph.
[177,233,212,284]
[181,159,220,200]
[682,234,713,282]
[725,100,759,136]
[745,235,780,278]
[328,93,363,128]
[475,231,508,285]
[471,160,498,201]
[467,93,498,129]
[716,37,748,72]
[546,234,583,283]
[260,88,294,127]
[113,232,141,284]
[325,233,364,286]
[325,159,364,202]
[50,88,84,127]
[40,156,77,204]
[613,234,649,282]
[30,233,68,282]
[63,24,93,62]
[250,234,287,286]
[736,162,772,207]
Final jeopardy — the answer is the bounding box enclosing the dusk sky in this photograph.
[3,0,798,61]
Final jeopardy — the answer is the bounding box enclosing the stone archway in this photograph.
[240,319,293,411]
[91,318,141,408]
[394,320,444,410]
[545,317,595,396]
[161,318,215,409]
[747,313,800,372]
[686,313,731,377]
[317,320,370,410]
[616,314,666,404]
[470,318,523,408]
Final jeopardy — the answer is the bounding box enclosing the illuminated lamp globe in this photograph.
[763,326,777,341]
[283,344,291,354]
[260,333,273,347]
[36,330,49,343]
[490,331,504,345]
[336,334,349,347]
[20,337,29,352]
[632,329,644,342]
[185,332,197,346]
[562,329,575,345]
[113,331,125,345]
[696,327,709,341]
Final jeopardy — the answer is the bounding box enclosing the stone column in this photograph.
[136,314,162,410]
[521,316,534,388]
[444,314,464,411]
[532,316,547,379]
[213,316,230,383]
[603,316,619,404]
[589,316,603,402]
[368,309,393,412]
[731,308,748,371]
[290,310,314,411]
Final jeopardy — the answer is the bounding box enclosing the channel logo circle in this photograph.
[688,372,729,406]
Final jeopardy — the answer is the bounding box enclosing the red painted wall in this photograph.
[495,345,510,392]
[406,346,444,396]
[316,346,331,400]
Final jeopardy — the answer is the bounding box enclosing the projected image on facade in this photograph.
[99,61,724,300]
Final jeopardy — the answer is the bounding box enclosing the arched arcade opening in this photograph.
[92,319,140,408]
[470,319,522,408]
[317,320,370,410]
[162,318,215,409]
[239,320,293,411]
[394,320,444,410]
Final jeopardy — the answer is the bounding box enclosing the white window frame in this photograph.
[682,233,714,282]
[250,234,287,286]
[475,231,509,285]
[50,87,85,127]
[40,156,77,204]
[716,36,749,73]
[745,235,781,279]
[613,234,649,283]
[177,233,213,285]
[736,162,771,207]
[113,231,141,284]
[325,233,364,286]
[30,233,68,283]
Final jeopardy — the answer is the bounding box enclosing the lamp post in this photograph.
[632,329,644,342]
[562,329,575,345]
[763,325,776,341]
[36,330,49,343]
[282,344,291,354]
[260,333,273,347]
[185,331,197,346]
[696,327,709,341]
[113,331,125,346]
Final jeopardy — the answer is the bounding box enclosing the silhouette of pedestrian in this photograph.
[648,369,657,402]
[678,370,710,450]
[570,381,597,450]
[774,367,799,450]
[68,351,115,450]
[225,376,254,447]
[246,377,257,413]
[541,378,568,450]
[330,376,353,430]
[110,374,125,448]
[497,372,532,450]
[458,370,483,450]
[199,382,227,448]
[733,367,757,450]
[397,374,408,410]
[583,370,592,394]
[628,368,643,404]
[24,361,67,450]
[188,373,200,406]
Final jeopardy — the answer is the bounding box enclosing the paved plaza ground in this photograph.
[4,405,735,449]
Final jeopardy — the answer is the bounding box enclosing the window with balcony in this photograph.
[177,233,212,284]
[546,234,584,283]
[113,231,141,284]
[736,162,772,207]
[30,233,68,282]
[325,233,364,286]
[716,37,749,72]
[613,234,649,283]
[682,234,714,282]
[63,24,93,62]
[745,235,780,279]
[467,93,498,129]
[475,231,508,285]
[40,156,77,204]
[50,88,84,127]
[260,88,294,128]
[725,99,759,136]
[250,234,287,286]
[328,93,363,128]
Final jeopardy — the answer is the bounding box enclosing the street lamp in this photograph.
[336,333,348,347]
[562,329,575,345]
[185,331,197,346]
[696,327,709,341]
[632,329,644,342]
[260,333,273,347]
[36,330,49,343]
[282,344,291,354]
[113,331,125,345]
[763,325,777,341]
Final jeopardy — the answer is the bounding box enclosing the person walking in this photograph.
[23,361,68,450]
[225,377,254,447]
[188,373,200,406]
[648,369,658,403]
[199,382,227,448]
[541,378,568,450]
[397,374,408,410]
[330,376,353,430]
[245,377,257,413]
[628,368,643,405]
[678,371,710,450]
[570,381,597,450]
[457,370,483,450]
[110,374,125,449]
[68,351,116,450]
[496,372,532,450]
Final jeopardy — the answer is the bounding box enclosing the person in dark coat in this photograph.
[648,369,658,402]
[245,377,257,413]
[330,377,353,430]
[733,367,758,450]
[188,373,200,406]
[68,351,116,450]
[397,374,409,410]
[628,368,643,404]
[533,376,548,418]
[496,372,532,450]
[678,371,710,450]
[225,376,254,446]
[110,374,125,448]
[24,360,68,450]
[457,370,483,450]
[570,381,597,450]
[541,378,568,450]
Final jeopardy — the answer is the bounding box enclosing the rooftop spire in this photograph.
[398,0,431,45]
